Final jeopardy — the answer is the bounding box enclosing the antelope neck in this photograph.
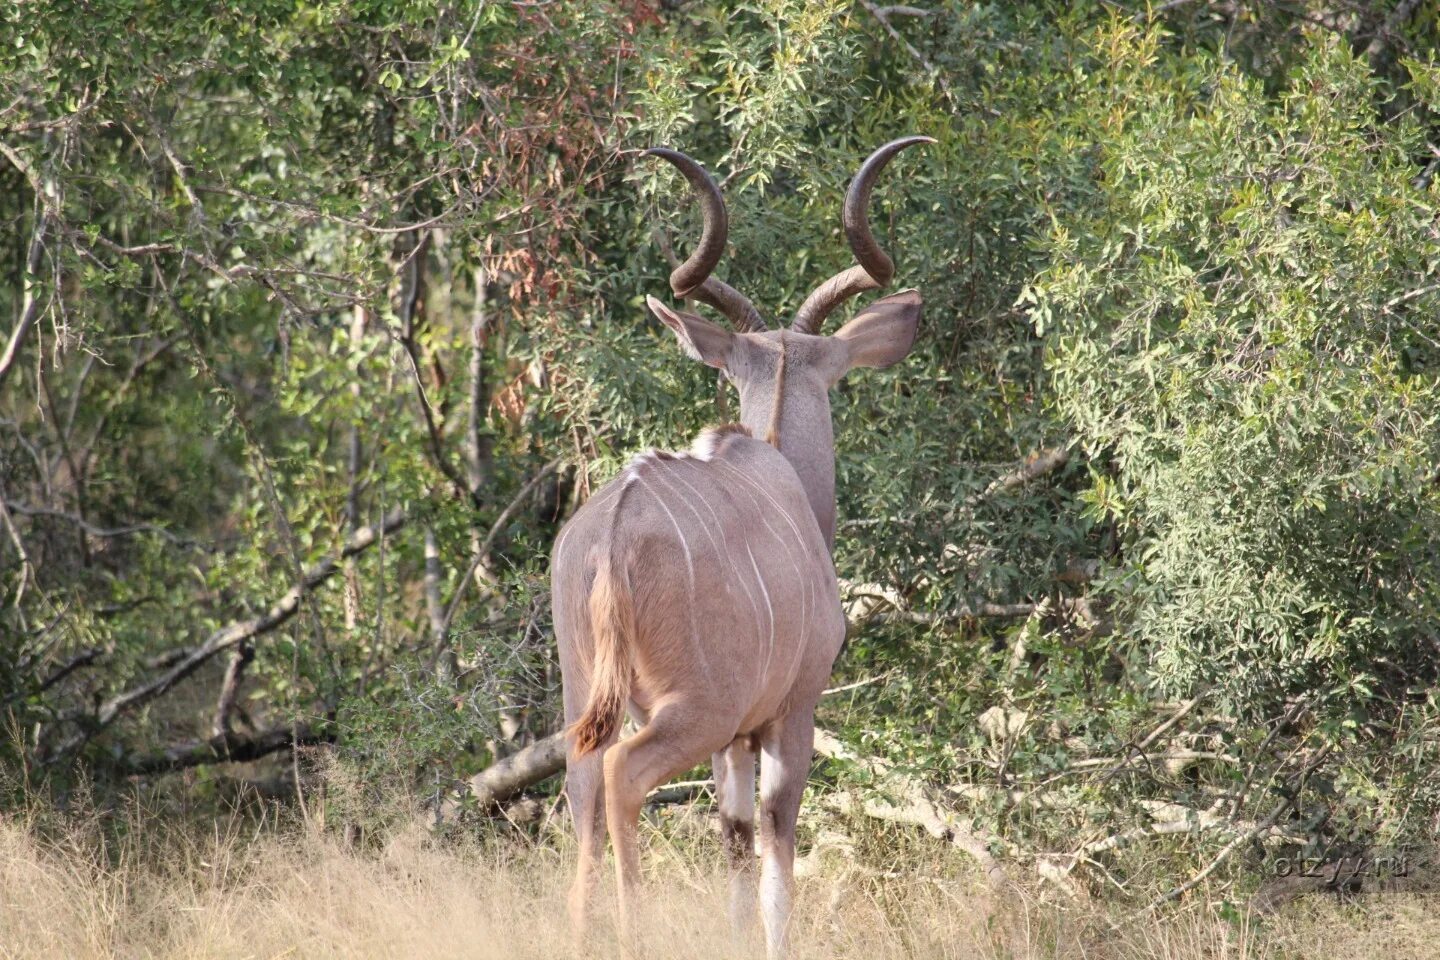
[739,332,838,551]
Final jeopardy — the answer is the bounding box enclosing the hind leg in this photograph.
[565,739,611,939]
[713,736,758,937]
[758,706,816,960]
[605,702,731,942]
[559,612,614,943]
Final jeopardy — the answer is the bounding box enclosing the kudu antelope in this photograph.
[553,136,931,956]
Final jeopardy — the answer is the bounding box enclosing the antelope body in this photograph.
[553,137,930,957]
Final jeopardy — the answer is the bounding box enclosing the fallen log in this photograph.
[466,731,567,808]
[48,507,407,762]
[117,723,327,777]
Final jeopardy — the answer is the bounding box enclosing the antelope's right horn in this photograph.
[645,148,765,333]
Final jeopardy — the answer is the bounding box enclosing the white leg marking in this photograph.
[760,741,796,960]
[760,854,791,960]
[717,745,759,936]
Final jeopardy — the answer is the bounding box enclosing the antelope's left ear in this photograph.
[834,289,922,371]
[648,295,734,370]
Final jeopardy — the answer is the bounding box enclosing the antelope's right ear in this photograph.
[648,295,734,370]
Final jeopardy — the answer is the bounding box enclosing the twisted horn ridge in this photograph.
[645,148,765,332]
[791,135,934,335]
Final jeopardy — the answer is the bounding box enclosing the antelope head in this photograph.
[644,137,932,546]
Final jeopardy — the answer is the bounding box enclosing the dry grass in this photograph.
[2,801,1438,960]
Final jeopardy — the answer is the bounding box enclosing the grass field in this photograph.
[4,795,1438,960]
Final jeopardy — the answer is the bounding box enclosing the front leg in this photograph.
[757,706,816,960]
[713,735,758,938]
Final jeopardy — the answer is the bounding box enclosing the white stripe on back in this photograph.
[633,470,713,685]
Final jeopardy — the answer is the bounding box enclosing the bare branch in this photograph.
[821,674,892,697]
[441,459,561,636]
[37,647,105,694]
[195,184,464,235]
[1076,806,1277,858]
[212,643,255,738]
[425,527,455,682]
[1095,693,1206,780]
[116,723,327,778]
[3,499,191,544]
[0,204,48,395]
[847,596,1100,639]
[814,727,1010,890]
[858,0,949,99]
[873,5,932,16]
[1383,281,1440,313]
[144,644,195,671]
[978,445,1071,500]
[47,507,407,762]
[0,488,35,606]
[1137,746,1331,914]
[466,266,494,498]
[1133,0,1205,21]
[1133,799,1295,913]
[75,334,182,471]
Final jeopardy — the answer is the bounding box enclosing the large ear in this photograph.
[834,288,922,371]
[647,295,734,370]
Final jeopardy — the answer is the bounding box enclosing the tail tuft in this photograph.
[566,555,635,756]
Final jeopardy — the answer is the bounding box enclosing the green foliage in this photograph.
[1034,29,1440,712]
[4,0,1440,904]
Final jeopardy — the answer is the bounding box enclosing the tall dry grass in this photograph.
[1,798,1436,960]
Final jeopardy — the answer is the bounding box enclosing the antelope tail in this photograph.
[567,552,635,756]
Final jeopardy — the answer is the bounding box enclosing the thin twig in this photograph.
[3,500,191,544]
[441,459,561,637]
[1098,693,1206,780]
[0,203,49,395]
[822,674,892,696]
[858,0,948,98]
[1137,746,1331,914]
